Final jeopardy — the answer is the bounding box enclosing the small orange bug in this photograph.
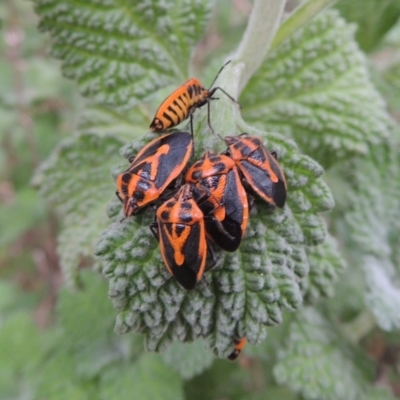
[227,338,247,361]
[150,61,240,135]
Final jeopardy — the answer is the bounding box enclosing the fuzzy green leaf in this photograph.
[274,308,368,400]
[95,116,334,357]
[241,10,391,167]
[0,188,45,250]
[57,271,116,347]
[302,233,347,303]
[0,313,43,393]
[382,35,400,111]
[33,0,214,108]
[78,104,150,140]
[343,141,400,331]
[344,148,395,259]
[365,386,396,400]
[33,133,124,286]
[99,354,184,400]
[364,256,400,331]
[57,271,133,379]
[162,339,214,380]
[35,346,93,400]
[94,54,335,358]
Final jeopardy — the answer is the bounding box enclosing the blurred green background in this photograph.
[1,0,400,399]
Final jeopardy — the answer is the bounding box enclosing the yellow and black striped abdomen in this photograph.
[150,78,209,131]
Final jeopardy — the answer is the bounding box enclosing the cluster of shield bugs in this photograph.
[115,62,287,360]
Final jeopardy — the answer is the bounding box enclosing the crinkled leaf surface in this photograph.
[344,141,400,331]
[78,104,150,140]
[95,100,334,357]
[364,256,400,332]
[274,308,368,400]
[302,233,346,303]
[34,0,339,359]
[240,10,391,167]
[33,0,214,108]
[382,19,400,111]
[33,132,124,286]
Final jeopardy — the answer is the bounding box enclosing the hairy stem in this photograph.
[234,0,287,93]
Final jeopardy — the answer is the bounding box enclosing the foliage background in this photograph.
[1,0,400,399]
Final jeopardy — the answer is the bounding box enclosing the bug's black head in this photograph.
[150,118,164,131]
[123,197,140,217]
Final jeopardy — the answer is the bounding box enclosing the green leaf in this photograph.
[302,233,347,302]
[364,256,400,332]
[185,356,260,400]
[78,104,150,140]
[162,339,215,380]
[57,271,116,348]
[382,35,400,110]
[274,308,368,400]
[344,150,393,258]
[368,64,400,118]
[34,0,336,360]
[335,0,400,52]
[23,57,67,102]
[95,120,334,357]
[57,271,131,378]
[0,282,18,313]
[241,10,391,167]
[365,386,396,400]
[342,141,400,331]
[99,353,184,400]
[0,312,43,392]
[35,345,93,400]
[33,133,124,286]
[0,188,45,250]
[33,0,214,108]
[240,388,298,400]
[271,0,339,50]
[95,54,335,358]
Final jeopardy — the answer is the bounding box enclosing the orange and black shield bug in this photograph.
[224,134,287,208]
[151,184,208,290]
[149,61,239,135]
[185,152,248,252]
[227,338,247,361]
[116,132,193,217]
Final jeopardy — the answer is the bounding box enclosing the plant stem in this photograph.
[271,0,339,50]
[234,0,287,93]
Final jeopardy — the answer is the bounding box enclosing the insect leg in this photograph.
[208,87,241,109]
[115,191,123,203]
[149,205,160,241]
[204,240,217,272]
